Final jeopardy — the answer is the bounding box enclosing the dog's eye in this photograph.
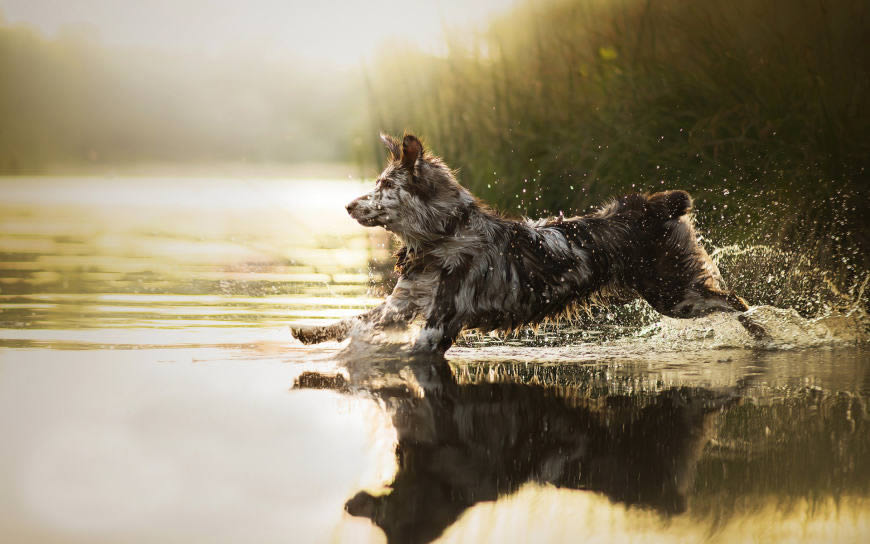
[379,179,392,189]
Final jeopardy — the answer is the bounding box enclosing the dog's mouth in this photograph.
[357,216,382,227]
[352,213,387,227]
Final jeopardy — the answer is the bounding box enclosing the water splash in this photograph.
[644,305,867,351]
[453,241,869,353]
[712,244,868,318]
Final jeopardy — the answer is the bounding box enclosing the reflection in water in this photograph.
[298,349,869,544]
[299,356,724,543]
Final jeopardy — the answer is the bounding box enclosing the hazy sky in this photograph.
[0,0,520,66]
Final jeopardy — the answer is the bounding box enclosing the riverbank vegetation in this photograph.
[364,0,869,306]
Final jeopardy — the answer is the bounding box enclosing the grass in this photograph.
[362,0,869,312]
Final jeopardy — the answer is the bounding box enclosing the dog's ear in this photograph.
[380,132,400,160]
[401,134,423,170]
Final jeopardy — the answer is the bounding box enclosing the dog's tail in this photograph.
[648,190,692,220]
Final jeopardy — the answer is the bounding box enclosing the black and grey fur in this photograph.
[292,133,754,352]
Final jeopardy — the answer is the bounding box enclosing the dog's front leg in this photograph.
[412,317,465,354]
[412,268,466,353]
[290,303,386,345]
[290,278,420,344]
[374,281,417,329]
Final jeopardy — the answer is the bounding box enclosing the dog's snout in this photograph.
[345,199,358,213]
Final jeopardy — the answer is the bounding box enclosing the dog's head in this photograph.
[628,191,749,318]
[346,133,475,244]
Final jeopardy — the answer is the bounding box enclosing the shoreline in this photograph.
[0,161,365,180]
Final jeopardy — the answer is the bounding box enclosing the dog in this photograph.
[291,133,756,352]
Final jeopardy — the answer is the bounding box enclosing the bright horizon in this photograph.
[0,0,521,67]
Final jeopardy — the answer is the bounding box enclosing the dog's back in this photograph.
[560,190,744,318]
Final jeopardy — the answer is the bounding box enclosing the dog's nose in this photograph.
[345,200,358,213]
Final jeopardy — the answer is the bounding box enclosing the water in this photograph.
[1,177,867,543]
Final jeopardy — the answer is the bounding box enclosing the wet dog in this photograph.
[291,133,755,352]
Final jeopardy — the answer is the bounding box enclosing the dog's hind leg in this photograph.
[670,285,749,317]
[737,313,770,341]
[694,286,770,341]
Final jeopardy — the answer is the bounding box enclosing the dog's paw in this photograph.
[290,321,353,344]
[737,313,770,341]
[411,327,449,354]
[289,324,325,345]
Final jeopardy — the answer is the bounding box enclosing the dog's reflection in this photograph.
[296,355,736,544]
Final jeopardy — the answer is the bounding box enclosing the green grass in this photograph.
[363,0,869,311]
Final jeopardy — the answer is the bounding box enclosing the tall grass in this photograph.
[363,0,869,309]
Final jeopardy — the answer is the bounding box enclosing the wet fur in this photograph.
[291,133,751,352]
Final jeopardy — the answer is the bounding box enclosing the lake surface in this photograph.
[1,177,868,543]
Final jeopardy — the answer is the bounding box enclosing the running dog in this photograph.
[291,133,757,352]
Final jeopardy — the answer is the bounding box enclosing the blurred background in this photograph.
[0,0,518,174]
[0,0,867,303]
